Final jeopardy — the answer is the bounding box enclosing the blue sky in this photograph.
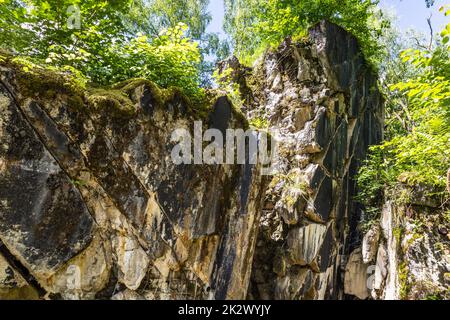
[206,0,225,36]
[202,0,226,62]
[206,0,450,38]
[380,0,449,34]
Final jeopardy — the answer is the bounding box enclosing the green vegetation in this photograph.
[393,226,404,244]
[398,261,411,299]
[0,51,87,100]
[0,0,210,102]
[357,7,450,217]
[212,66,244,108]
[0,0,448,300]
[125,0,230,83]
[224,0,390,66]
[1,1,448,192]
[249,117,269,130]
[424,293,444,300]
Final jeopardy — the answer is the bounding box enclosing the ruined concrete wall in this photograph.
[347,192,450,300]
[240,21,384,300]
[0,21,386,300]
[0,61,265,299]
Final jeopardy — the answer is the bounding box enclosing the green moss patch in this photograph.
[0,52,84,101]
[86,88,135,119]
[0,51,249,127]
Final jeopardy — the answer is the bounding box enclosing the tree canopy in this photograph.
[357,5,450,219]
[223,0,390,66]
[0,0,216,100]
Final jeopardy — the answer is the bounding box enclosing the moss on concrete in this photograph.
[0,52,84,101]
[398,261,411,300]
[86,88,135,119]
[0,51,250,135]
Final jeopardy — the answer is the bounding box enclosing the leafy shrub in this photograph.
[224,0,390,66]
[0,1,205,102]
[111,23,204,102]
[357,8,450,212]
[212,66,243,108]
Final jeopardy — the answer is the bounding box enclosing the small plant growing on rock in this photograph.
[212,67,244,109]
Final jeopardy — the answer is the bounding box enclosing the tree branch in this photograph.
[427,13,434,51]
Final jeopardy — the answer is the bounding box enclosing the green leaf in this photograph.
[41,1,51,11]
